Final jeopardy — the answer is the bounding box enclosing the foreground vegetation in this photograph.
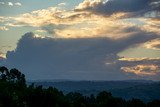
[0,66,160,107]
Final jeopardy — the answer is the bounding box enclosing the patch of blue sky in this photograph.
[118,47,160,58]
[0,0,83,16]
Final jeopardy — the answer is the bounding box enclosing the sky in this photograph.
[0,0,160,81]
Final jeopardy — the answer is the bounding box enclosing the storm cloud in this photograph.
[1,31,159,80]
[75,0,159,18]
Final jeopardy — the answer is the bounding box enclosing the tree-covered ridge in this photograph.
[0,66,160,107]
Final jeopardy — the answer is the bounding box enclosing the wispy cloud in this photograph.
[15,2,22,6]
[0,2,5,5]
[121,64,160,76]
[58,2,66,6]
[119,57,160,61]
[118,57,160,77]
[142,39,160,50]
[0,26,9,31]
[0,2,22,6]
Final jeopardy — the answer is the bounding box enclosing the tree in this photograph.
[0,66,26,86]
[127,98,146,107]
[66,92,86,107]
[0,66,9,80]
[147,100,160,107]
[9,68,26,87]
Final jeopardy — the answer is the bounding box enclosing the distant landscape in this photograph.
[1,66,160,107]
[29,80,160,102]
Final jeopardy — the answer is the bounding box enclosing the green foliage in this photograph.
[0,66,160,107]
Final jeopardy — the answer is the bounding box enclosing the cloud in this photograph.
[11,7,62,27]
[0,26,9,31]
[0,56,5,65]
[15,2,22,6]
[41,24,70,36]
[119,58,160,80]
[0,2,22,6]
[8,2,13,6]
[141,18,160,34]
[3,7,154,39]
[58,2,66,6]
[0,16,5,22]
[150,0,160,12]
[119,57,160,62]
[0,16,10,23]
[5,23,24,27]
[0,7,130,38]
[0,52,6,61]
[35,29,46,33]
[0,2,5,5]
[119,57,160,79]
[142,39,160,50]
[0,1,158,39]
[121,64,160,76]
[75,0,159,18]
[2,32,160,80]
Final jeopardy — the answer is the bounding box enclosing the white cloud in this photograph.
[15,2,22,6]
[58,2,66,6]
[8,2,13,6]
[0,2,22,6]
[35,29,46,33]
[75,0,104,10]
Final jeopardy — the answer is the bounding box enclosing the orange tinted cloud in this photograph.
[121,64,160,76]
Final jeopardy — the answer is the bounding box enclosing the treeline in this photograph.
[0,66,160,107]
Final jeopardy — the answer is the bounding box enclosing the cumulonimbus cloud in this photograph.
[1,32,159,80]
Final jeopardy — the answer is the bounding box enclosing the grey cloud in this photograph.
[75,0,159,18]
[41,24,70,35]
[2,31,159,80]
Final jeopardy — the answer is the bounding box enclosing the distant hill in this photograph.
[28,80,160,102]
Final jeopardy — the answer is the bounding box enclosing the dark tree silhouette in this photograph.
[0,66,160,107]
[0,66,9,80]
